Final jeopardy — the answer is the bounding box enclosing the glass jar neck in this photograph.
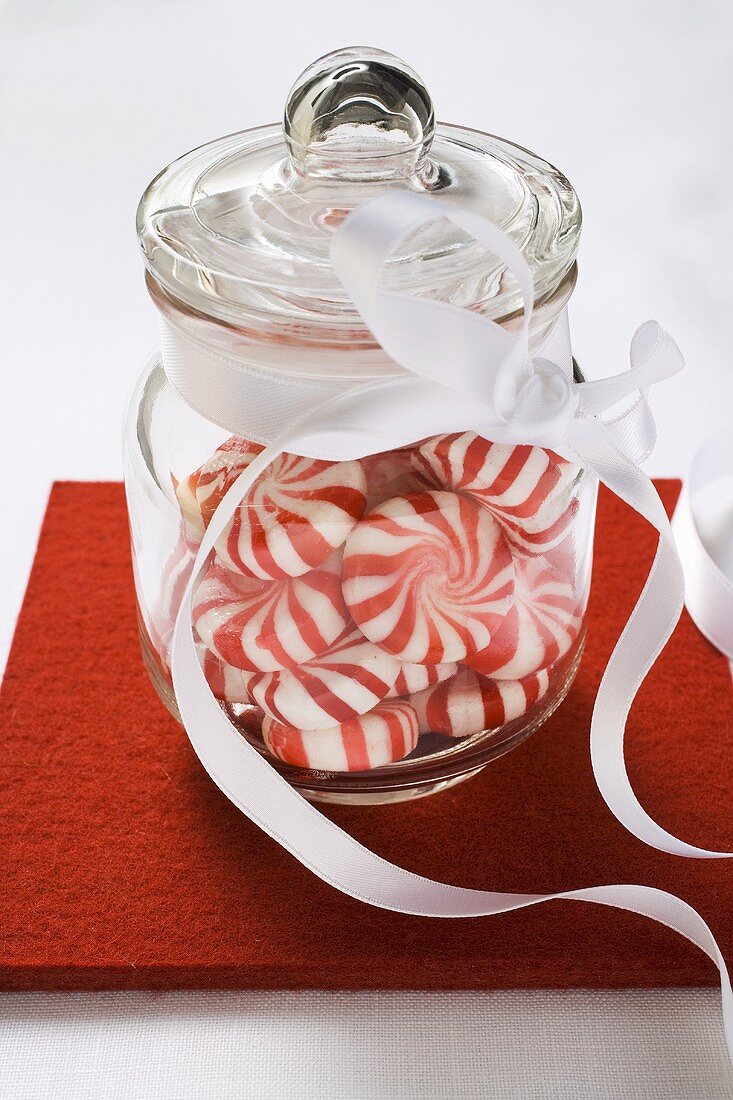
[148,264,577,384]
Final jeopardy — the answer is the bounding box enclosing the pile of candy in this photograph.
[167,433,582,773]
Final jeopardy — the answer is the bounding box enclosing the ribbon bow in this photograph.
[326,192,683,463]
[167,191,733,1066]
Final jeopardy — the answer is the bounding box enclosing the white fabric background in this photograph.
[1,0,732,1096]
[1,991,732,1100]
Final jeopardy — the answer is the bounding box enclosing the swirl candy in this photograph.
[467,556,581,679]
[246,625,400,729]
[173,437,264,548]
[387,660,458,699]
[199,646,254,704]
[362,447,430,509]
[341,490,515,663]
[192,554,349,672]
[412,432,577,554]
[411,667,551,738]
[173,471,205,549]
[148,532,194,668]
[217,452,368,580]
[262,700,419,772]
[196,436,265,527]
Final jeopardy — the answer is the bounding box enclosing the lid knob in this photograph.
[284,47,435,182]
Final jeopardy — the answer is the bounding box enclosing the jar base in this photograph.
[140,619,585,807]
[296,646,583,804]
[301,766,486,806]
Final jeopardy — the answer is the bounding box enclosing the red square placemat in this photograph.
[1,480,732,991]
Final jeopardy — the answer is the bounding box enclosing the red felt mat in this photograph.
[1,480,732,991]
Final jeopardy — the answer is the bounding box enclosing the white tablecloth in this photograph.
[2,0,732,1096]
[1,991,732,1099]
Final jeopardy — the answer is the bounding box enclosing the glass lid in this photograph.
[137,46,581,346]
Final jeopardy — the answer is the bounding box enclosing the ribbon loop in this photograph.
[578,320,684,419]
[331,192,535,406]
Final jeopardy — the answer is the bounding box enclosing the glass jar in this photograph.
[124,47,595,805]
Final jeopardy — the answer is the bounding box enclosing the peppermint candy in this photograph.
[196,437,264,527]
[217,453,368,580]
[246,625,400,730]
[177,433,583,775]
[199,645,254,704]
[173,437,264,549]
[149,532,194,668]
[362,447,430,509]
[262,700,419,772]
[466,556,582,679]
[387,660,458,699]
[192,554,349,672]
[412,432,578,554]
[342,490,515,663]
[173,471,205,550]
[411,667,551,737]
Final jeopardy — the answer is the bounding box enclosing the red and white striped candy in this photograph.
[543,535,578,586]
[192,553,349,672]
[412,432,578,554]
[196,436,264,528]
[466,555,582,679]
[262,700,419,772]
[199,645,254,704]
[341,490,515,663]
[362,447,430,509]
[246,625,400,729]
[174,471,206,549]
[386,660,458,699]
[148,532,194,669]
[173,437,264,548]
[217,453,368,580]
[411,667,550,737]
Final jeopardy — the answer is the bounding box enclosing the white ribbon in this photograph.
[166,192,733,1065]
[672,425,733,660]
